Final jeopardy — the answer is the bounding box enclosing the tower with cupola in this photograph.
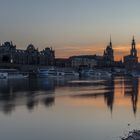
[130,36,137,57]
[124,36,138,69]
[103,37,114,65]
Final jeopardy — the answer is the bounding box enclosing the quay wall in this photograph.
[0,63,75,72]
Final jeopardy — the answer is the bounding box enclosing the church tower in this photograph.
[103,37,114,66]
[131,36,137,57]
[123,36,138,69]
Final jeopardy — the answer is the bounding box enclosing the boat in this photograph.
[80,69,112,78]
[0,69,28,79]
[38,68,79,78]
[113,68,127,76]
[63,71,79,77]
[38,69,64,78]
[0,73,8,79]
[99,71,112,77]
[131,71,140,77]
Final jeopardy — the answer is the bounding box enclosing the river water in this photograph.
[0,76,139,140]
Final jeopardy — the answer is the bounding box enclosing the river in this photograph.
[0,76,139,140]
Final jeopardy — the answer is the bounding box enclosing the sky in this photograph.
[0,0,140,60]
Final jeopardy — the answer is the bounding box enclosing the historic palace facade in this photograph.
[0,42,55,66]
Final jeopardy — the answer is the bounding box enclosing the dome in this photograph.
[27,44,35,51]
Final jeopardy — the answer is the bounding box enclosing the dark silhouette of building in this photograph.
[124,37,138,69]
[55,58,71,67]
[103,37,114,66]
[69,38,114,68]
[70,55,97,68]
[0,41,55,66]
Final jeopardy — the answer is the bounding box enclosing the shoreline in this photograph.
[121,130,140,140]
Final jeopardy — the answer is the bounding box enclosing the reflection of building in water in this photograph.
[42,97,55,107]
[124,77,139,115]
[71,78,115,113]
[26,91,39,111]
[104,77,115,113]
[0,79,57,114]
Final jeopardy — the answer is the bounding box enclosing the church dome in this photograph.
[27,44,35,51]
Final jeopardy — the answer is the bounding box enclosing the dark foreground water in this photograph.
[0,76,140,140]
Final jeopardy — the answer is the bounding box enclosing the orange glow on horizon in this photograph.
[56,79,140,111]
[55,43,140,61]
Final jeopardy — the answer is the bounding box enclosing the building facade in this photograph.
[55,58,71,67]
[0,41,55,66]
[70,55,97,68]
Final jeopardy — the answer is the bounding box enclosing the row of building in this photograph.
[59,37,138,69]
[68,38,114,68]
[0,42,55,65]
[0,37,138,69]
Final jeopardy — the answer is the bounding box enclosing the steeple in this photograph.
[103,36,114,62]
[131,36,137,57]
[132,36,135,48]
[109,35,112,48]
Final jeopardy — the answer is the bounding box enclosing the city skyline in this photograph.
[1,37,139,61]
[1,1,140,140]
[0,0,140,60]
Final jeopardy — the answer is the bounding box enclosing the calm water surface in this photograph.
[0,76,140,140]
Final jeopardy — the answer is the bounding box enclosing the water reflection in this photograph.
[0,76,139,116]
[70,77,115,113]
[124,77,139,116]
[70,76,139,116]
[0,78,56,114]
[104,77,114,113]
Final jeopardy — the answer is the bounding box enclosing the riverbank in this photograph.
[122,130,140,140]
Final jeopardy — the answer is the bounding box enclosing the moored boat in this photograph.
[130,71,140,77]
[0,69,28,79]
[0,73,8,79]
[80,69,112,78]
[38,68,79,78]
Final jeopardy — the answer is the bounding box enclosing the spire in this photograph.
[131,36,137,57]
[132,36,135,47]
[109,35,112,48]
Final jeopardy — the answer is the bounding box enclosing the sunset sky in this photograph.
[0,0,140,60]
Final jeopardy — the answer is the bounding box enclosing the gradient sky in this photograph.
[0,0,140,59]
